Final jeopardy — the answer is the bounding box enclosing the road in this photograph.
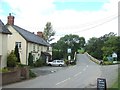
[3,54,118,88]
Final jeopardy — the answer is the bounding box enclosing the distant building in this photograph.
[0,19,11,68]
[6,13,52,65]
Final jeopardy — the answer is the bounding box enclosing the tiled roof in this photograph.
[0,20,11,34]
[12,25,50,46]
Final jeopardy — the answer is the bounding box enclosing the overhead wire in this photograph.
[54,14,118,37]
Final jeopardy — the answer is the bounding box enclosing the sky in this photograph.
[0,0,119,43]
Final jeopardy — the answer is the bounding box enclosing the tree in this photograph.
[14,44,20,62]
[43,22,55,42]
[85,37,100,59]
[52,34,86,59]
[101,36,118,56]
[85,32,117,59]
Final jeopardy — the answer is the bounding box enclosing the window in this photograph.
[47,47,49,51]
[37,45,39,51]
[15,42,21,48]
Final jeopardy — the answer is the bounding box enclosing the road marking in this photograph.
[86,65,88,67]
[74,72,82,77]
[56,78,71,85]
[83,68,86,71]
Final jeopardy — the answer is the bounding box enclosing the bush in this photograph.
[103,56,108,61]
[0,67,10,73]
[7,51,18,67]
[28,53,34,66]
[64,59,69,66]
[29,69,36,78]
[103,61,113,65]
[34,59,44,67]
[14,44,20,62]
[17,63,27,67]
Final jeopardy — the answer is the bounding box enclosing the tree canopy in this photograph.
[52,34,86,59]
[51,32,120,61]
[85,32,119,60]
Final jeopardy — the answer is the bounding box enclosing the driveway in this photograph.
[31,66,67,76]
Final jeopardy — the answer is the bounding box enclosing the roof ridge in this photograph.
[14,25,47,41]
[14,25,35,35]
[12,25,50,46]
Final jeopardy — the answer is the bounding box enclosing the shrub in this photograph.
[0,67,10,73]
[14,44,20,62]
[103,56,108,61]
[29,69,36,78]
[103,61,113,65]
[17,63,27,67]
[64,59,69,66]
[7,51,18,67]
[34,59,44,67]
[28,53,34,66]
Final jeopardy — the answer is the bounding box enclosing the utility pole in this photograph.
[118,1,120,36]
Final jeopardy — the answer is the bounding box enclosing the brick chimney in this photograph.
[7,13,15,25]
[37,31,44,38]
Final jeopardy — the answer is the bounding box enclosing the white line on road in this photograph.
[86,65,88,67]
[56,78,71,85]
[74,72,82,77]
[83,68,86,71]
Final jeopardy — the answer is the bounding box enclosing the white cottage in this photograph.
[0,20,11,68]
[6,13,52,65]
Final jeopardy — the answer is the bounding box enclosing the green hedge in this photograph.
[103,61,113,65]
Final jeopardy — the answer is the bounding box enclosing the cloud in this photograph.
[0,0,119,42]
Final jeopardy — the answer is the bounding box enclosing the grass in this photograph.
[111,67,120,89]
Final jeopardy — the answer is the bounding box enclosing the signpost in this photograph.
[97,78,107,90]
[67,48,71,61]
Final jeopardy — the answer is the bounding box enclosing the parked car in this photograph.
[47,60,65,66]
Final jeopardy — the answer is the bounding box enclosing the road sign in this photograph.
[67,48,71,53]
[97,78,107,90]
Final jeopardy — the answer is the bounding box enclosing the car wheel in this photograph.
[59,64,62,66]
[48,64,52,66]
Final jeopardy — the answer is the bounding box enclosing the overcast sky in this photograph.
[0,0,119,43]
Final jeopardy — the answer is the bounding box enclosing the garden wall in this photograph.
[0,66,29,85]
[1,68,21,85]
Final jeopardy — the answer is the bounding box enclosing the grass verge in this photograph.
[111,67,120,89]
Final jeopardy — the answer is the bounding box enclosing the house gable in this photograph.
[7,25,27,64]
